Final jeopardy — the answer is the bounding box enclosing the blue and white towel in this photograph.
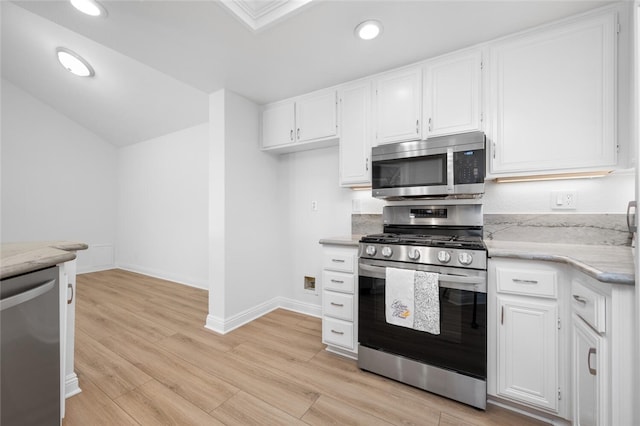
[385,267,440,335]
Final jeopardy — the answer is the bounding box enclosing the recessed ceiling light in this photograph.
[70,0,107,17]
[56,48,95,77]
[355,20,383,41]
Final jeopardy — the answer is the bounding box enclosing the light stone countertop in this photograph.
[319,235,635,286]
[1,241,88,280]
[319,236,362,247]
[486,240,634,285]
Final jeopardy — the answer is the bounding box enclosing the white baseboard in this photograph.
[277,297,322,318]
[79,267,322,335]
[487,397,570,426]
[65,372,82,398]
[77,265,115,275]
[116,263,208,290]
[205,297,280,334]
[205,296,322,335]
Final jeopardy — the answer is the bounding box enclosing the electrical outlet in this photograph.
[551,190,577,210]
[352,199,361,213]
[311,200,318,211]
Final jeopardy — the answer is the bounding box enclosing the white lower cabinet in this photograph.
[572,313,606,426]
[320,244,358,359]
[497,296,558,411]
[569,272,636,426]
[488,258,569,419]
[58,259,81,419]
[490,256,635,425]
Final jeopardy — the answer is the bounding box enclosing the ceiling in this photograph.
[1,0,615,146]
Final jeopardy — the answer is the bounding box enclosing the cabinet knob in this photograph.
[290,129,293,141]
[297,128,300,140]
[416,119,419,134]
[428,117,432,132]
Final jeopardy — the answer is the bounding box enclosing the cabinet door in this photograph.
[573,314,606,426]
[375,66,422,144]
[295,90,337,142]
[489,12,617,175]
[497,296,558,411]
[424,50,482,137]
[339,81,372,186]
[262,101,295,148]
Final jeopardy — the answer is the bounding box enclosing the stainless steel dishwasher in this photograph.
[1,266,60,425]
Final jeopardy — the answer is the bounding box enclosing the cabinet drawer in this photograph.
[322,317,354,350]
[322,252,355,273]
[322,270,355,294]
[496,267,557,299]
[323,291,354,321]
[571,279,606,333]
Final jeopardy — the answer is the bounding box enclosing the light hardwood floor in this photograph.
[64,269,548,426]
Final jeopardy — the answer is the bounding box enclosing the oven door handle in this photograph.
[358,263,486,293]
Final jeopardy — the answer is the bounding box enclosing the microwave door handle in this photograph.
[446,148,454,194]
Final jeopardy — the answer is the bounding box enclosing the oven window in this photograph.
[372,154,446,189]
[358,275,486,380]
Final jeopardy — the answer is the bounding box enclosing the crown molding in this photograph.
[219,0,314,32]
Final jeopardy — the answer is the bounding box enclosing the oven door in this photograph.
[358,259,487,380]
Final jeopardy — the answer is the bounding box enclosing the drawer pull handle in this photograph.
[588,347,597,375]
[330,279,344,284]
[330,302,344,307]
[331,329,344,335]
[331,259,345,263]
[67,283,74,304]
[573,295,588,305]
[512,278,538,285]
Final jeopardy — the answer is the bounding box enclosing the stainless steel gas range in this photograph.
[358,203,487,409]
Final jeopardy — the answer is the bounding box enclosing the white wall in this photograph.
[484,171,635,214]
[207,89,285,332]
[0,79,117,273]
[116,123,209,289]
[279,146,354,305]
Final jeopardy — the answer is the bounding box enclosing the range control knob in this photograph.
[381,246,393,258]
[458,252,473,265]
[408,249,420,260]
[437,251,451,263]
[365,245,377,256]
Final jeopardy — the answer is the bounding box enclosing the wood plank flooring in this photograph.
[64,269,549,426]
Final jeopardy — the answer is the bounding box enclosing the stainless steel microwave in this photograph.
[371,131,486,199]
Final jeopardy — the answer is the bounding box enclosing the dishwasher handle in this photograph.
[0,280,56,311]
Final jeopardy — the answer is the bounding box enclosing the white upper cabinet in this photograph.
[339,80,372,187]
[374,66,422,145]
[423,50,482,137]
[489,11,617,175]
[262,101,296,149]
[296,90,338,143]
[261,89,338,152]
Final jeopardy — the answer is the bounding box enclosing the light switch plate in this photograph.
[551,190,577,210]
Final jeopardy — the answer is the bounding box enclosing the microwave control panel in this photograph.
[454,149,485,185]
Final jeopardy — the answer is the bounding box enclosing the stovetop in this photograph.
[360,233,486,251]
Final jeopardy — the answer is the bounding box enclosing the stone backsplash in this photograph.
[484,214,632,246]
[352,214,383,236]
[353,213,632,246]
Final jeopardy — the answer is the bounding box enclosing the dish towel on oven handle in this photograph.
[385,267,440,335]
